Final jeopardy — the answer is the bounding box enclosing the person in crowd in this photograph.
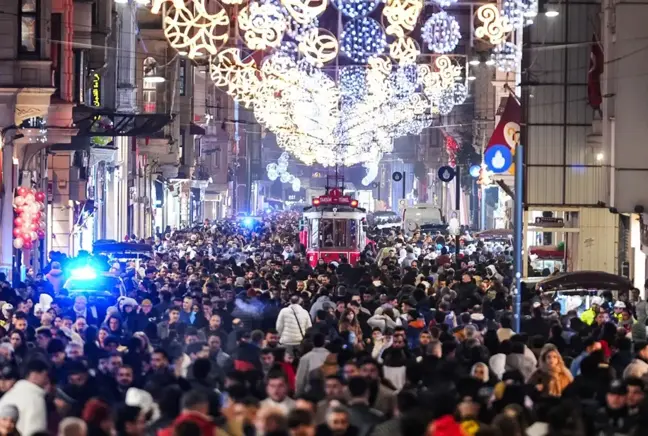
[0,358,50,435]
[527,344,573,397]
[277,296,312,349]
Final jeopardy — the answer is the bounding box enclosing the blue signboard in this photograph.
[438,166,455,182]
[484,145,513,174]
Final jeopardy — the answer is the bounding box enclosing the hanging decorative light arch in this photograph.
[151,0,470,167]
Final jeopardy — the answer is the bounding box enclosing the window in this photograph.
[74,50,87,104]
[179,128,185,165]
[142,88,156,113]
[19,0,38,54]
[179,59,186,96]
[319,219,350,248]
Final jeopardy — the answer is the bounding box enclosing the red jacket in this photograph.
[278,361,296,393]
[158,411,217,436]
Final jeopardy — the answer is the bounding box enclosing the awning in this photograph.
[536,271,633,291]
[190,123,206,135]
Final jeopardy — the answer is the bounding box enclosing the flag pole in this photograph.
[502,83,524,332]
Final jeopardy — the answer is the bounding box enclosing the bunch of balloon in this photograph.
[12,187,46,251]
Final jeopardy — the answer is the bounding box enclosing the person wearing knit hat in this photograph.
[0,404,18,436]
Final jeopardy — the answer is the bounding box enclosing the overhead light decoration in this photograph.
[430,0,457,7]
[155,0,466,168]
[389,37,421,65]
[475,4,513,46]
[453,83,468,105]
[298,28,339,67]
[238,2,287,50]
[362,163,379,186]
[162,0,230,59]
[492,41,520,72]
[281,0,328,23]
[331,0,380,19]
[267,152,301,192]
[382,0,424,37]
[501,0,525,28]
[501,0,537,27]
[421,11,461,54]
[340,17,387,63]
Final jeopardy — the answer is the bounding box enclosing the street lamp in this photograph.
[544,3,560,17]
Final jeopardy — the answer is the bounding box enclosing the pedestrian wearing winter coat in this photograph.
[276,296,312,347]
[623,341,648,381]
[527,344,573,397]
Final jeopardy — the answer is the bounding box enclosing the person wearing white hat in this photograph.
[580,296,603,326]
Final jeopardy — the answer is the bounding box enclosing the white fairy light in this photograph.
[501,0,525,28]
[331,0,380,19]
[340,17,387,63]
[492,41,520,72]
[453,83,467,105]
[421,11,461,54]
[430,0,457,7]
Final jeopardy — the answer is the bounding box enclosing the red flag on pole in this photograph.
[486,96,521,152]
[588,34,604,113]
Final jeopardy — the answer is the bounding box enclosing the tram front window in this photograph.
[320,219,349,248]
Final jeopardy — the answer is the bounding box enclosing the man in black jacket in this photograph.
[346,377,384,436]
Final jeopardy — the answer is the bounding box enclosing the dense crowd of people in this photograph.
[0,212,646,436]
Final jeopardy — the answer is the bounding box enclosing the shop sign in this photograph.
[91,73,101,108]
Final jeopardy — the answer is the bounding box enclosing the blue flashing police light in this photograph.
[70,266,98,280]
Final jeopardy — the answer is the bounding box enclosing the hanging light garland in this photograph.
[266,152,301,192]
[429,0,457,8]
[421,11,461,54]
[340,17,387,62]
[453,83,468,105]
[501,0,525,28]
[492,41,520,72]
[155,0,467,168]
[331,0,381,19]
[339,66,368,104]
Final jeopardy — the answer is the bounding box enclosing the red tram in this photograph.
[299,188,367,267]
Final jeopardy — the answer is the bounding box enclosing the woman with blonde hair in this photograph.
[527,344,573,397]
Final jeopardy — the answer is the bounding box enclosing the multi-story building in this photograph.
[0,0,234,281]
[599,0,648,288]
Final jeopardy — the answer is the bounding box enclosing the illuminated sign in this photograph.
[91,73,101,108]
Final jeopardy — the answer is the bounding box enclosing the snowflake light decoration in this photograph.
[493,41,520,72]
[238,2,287,50]
[332,0,381,19]
[298,28,339,67]
[163,0,230,59]
[340,17,387,63]
[281,0,328,24]
[421,11,461,54]
[382,0,424,37]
